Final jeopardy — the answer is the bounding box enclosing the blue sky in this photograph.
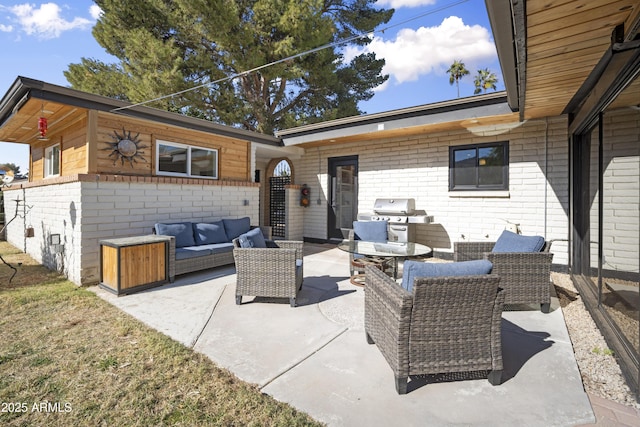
[0,0,502,173]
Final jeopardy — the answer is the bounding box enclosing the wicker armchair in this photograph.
[364,266,504,394]
[232,239,304,307]
[454,240,554,312]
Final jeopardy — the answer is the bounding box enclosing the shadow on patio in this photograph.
[92,243,595,426]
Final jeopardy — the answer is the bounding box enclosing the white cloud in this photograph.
[89,4,102,20]
[346,16,496,89]
[9,2,94,39]
[376,0,437,8]
[0,24,13,32]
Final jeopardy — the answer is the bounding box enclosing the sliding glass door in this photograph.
[571,72,639,395]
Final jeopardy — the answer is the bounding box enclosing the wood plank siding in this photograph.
[22,107,253,182]
[95,112,251,180]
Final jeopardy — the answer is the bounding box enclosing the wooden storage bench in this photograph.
[99,235,172,295]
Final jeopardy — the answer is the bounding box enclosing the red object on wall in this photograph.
[38,117,48,138]
[300,184,310,207]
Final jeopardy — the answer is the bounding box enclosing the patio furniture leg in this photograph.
[541,302,550,313]
[488,369,502,385]
[289,297,296,307]
[236,295,242,305]
[366,332,374,344]
[395,376,408,395]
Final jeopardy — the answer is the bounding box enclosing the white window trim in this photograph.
[155,140,218,179]
[44,143,60,178]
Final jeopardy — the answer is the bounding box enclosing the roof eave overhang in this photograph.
[0,78,32,130]
[484,0,526,116]
[277,92,513,146]
[0,76,282,147]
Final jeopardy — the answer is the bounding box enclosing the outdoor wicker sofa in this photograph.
[365,265,505,394]
[453,231,554,313]
[153,218,270,281]
[232,230,304,307]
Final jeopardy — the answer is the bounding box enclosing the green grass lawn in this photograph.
[0,242,322,426]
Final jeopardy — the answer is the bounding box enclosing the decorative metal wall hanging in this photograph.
[104,127,148,166]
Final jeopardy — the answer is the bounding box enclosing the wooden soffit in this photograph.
[282,112,521,148]
[524,0,639,120]
[0,97,86,144]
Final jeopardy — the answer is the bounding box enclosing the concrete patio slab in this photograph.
[194,281,348,387]
[95,266,233,347]
[92,243,598,426]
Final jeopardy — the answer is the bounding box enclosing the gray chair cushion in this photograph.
[223,217,251,240]
[175,246,213,260]
[492,230,545,253]
[193,221,228,245]
[401,259,493,292]
[236,228,267,248]
[155,222,195,248]
[198,243,234,254]
[353,220,388,242]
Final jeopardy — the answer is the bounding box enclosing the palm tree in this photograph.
[474,68,499,94]
[447,60,470,98]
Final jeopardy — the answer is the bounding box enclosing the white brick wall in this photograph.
[285,187,304,240]
[3,177,259,285]
[4,182,84,283]
[589,109,639,274]
[292,116,570,265]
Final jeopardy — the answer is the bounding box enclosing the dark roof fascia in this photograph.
[0,76,282,147]
[0,77,32,129]
[277,92,512,145]
[484,0,522,113]
[567,36,640,135]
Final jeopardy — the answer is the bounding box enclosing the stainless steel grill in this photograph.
[357,198,433,243]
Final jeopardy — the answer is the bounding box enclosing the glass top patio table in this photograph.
[337,240,432,258]
[338,240,432,280]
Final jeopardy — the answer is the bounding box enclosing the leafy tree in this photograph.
[65,0,394,134]
[474,68,498,94]
[447,60,469,98]
[0,163,20,175]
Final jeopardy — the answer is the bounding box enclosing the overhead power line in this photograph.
[111,0,469,113]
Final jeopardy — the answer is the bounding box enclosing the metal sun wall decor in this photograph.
[104,127,148,166]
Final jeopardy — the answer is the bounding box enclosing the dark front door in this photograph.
[328,156,358,240]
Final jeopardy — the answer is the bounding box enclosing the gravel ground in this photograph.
[552,272,640,410]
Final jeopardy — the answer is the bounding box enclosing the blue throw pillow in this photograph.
[401,259,493,292]
[223,217,251,240]
[492,230,545,253]
[237,227,267,248]
[155,222,195,248]
[193,221,228,245]
[353,220,388,242]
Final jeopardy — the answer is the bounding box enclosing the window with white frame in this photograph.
[156,140,218,179]
[44,144,60,177]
